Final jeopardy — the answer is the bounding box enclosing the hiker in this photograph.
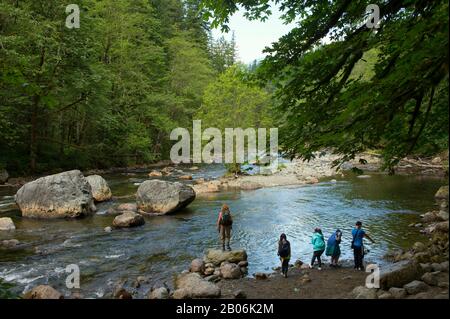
[351,221,375,270]
[217,204,233,251]
[326,229,342,267]
[277,233,291,278]
[310,228,326,270]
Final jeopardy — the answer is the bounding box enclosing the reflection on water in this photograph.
[0,167,445,298]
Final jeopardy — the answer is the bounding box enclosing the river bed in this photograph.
[0,165,445,298]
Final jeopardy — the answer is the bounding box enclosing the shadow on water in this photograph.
[0,168,446,298]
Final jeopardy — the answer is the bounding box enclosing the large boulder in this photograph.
[0,217,15,231]
[220,262,242,279]
[15,170,95,218]
[23,285,63,299]
[85,175,112,202]
[204,249,248,266]
[113,212,145,228]
[136,180,195,215]
[379,260,424,290]
[0,169,8,184]
[173,272,221,299]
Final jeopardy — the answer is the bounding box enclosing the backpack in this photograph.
[220,210,232,226]
[279,242,290,258]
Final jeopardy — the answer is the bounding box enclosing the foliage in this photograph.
[201,0,449,172]
[0,0,216,175]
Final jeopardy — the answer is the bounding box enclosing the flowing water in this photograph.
[0,165,446,298]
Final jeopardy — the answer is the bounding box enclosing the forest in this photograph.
[1,0,448,176]
[0,0,270,176]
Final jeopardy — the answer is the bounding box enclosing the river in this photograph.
[0,165,445,298]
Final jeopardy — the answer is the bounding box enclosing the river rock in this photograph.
[136,180,195,215]
[1,239,20,248]
[104,226,112,232]
[15,170,96,218]
[112,212,145,228]
[379,260,424,290]
[351,286,377,299]
[438,210,449,221]
[116,203,137,213]
[23,285,63,299]
[204,267,215,276]
[254,272,268,280]
[114,287,132,299]
[435,186,449,200]
[421,272,440,286]
[193,181,221,194]
[190,258,205,273]
[238,260,248,267]
[0,169,8,184]
[388,287,407,299]
[421,211,443,223]
[85,175,112,202]
[173,272,221,298]
[412,242,427,253]
[413,252,431,263]
[378,292,393,299]
[204,249,248,266]
[0,217,15,231]
[404,280,429,295]
[161,166,175,175]
[220,263,242,279]
[234,290,247,299]
[148,287,169,299]
[148,170,162,177]
[179,175,193,180]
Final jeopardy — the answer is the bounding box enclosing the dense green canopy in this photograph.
[0,0,221,174]
[201,0,449,171]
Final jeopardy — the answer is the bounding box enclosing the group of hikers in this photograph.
[216,204,375,278]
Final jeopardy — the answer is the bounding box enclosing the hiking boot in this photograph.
[227,245,231,251]
[222,244,226,251]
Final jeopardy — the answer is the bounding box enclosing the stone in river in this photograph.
[85,175,112,202]
[203,249,247,266]
[136,180,195,215]
[23,285,63,299]
[112,211,145,228]
[0,217,15,231]
[15,170,96,218]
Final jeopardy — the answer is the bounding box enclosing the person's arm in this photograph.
[216,212,222,231]
[364,233,375,243]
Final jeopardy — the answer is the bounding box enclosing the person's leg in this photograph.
[355,247,363,269]
[311,252,317,267]
[282,259,289,277]
[225,226,231,250]
[220,226,225,251]
[353,248,358,268]
[317,250,324,268]
[360,248,365,270]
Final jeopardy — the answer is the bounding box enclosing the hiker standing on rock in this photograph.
[277,233,291,278]
[217,204,233,251]
[351,221,375,271]
[310,228,326,270]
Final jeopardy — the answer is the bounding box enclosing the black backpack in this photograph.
[220,210,232,226]
[279,242,290,258]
